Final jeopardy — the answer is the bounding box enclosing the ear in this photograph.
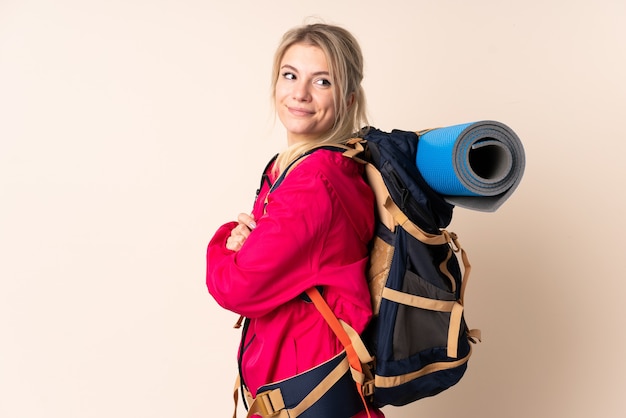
[346,92,355,109]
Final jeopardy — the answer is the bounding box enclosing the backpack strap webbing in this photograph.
[374,345,473,389]
[381,287,465,358]
[233,375,240,418]
[305,288,373,418]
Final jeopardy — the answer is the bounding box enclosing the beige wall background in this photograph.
[1,0,624,417]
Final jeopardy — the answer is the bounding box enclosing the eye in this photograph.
[315,78,332,87]
[282,72,296,80]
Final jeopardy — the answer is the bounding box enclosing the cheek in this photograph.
[321,96,337,120]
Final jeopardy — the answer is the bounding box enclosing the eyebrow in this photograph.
[280,64,330,77]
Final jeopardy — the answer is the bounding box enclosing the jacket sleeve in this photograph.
[206,162,336,318]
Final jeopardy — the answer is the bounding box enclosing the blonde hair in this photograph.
[271,23,368,174]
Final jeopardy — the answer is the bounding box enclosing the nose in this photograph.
[292,80,311,102]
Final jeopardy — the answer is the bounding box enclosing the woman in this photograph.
[207,23,384,418]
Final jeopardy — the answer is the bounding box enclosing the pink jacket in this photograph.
[207,150,384,417]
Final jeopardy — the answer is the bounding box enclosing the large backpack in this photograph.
[306,127,481,410]
[237,127,481,417]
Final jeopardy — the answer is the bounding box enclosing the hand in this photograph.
[226,213,257,252]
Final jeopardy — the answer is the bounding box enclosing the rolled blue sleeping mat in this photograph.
[415,120,525,212]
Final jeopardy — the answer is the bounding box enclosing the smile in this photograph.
[287,106,315,116]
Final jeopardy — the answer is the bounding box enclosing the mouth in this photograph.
[287,106,314,117]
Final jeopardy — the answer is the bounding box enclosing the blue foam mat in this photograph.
[416,120,525,212]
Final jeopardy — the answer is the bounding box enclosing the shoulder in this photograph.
[296,148,363,181]
[273,147,371,205]
[291,148,374,212]
[276,147,375,242]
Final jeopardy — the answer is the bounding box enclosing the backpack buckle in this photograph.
[254,388,285,417]
[362,379,375,397]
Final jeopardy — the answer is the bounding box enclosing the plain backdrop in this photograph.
[1,0,625,417]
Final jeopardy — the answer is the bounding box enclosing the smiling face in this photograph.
[274,43,337,145]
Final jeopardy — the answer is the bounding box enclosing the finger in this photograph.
[234,224,251,238]
[237,213,257,229]
[226,234,244,252]
[226,240,240,252]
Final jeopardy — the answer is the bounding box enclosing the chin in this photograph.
[284,125,315,138]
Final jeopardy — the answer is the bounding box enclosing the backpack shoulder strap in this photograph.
[305,288,373,417]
